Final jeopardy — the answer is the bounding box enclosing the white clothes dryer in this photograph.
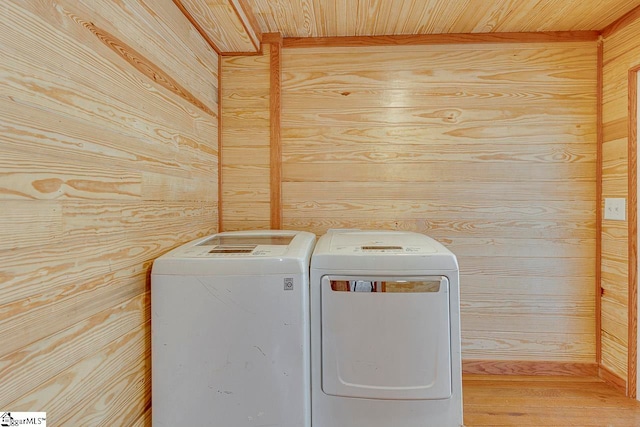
[151,230,316,427]
[310,230,463,427]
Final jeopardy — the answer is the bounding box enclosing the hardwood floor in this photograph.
[463,375,640,426]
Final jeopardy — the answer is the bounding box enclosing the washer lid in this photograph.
[151,230,316,276]
[195,233,295,256]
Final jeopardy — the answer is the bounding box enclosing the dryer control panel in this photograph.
[328,244,435,255]
[328,231,439,255]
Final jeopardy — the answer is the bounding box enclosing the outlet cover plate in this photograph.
[604,198,626,221]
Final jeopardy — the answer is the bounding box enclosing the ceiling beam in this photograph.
[283,31,600,49]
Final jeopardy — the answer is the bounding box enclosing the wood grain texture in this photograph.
[269,35,282,229]
[629,65,640,399]
[68,0,219,110]
[6,325,148,425]
[130,406,152,427]
[237,0,262,41]
[231,0,261,46]
[600,10,640,393]
[281,41,597,362]
[59,0,219,106]
[173,0,222,56]
[82,20,216,118]
[597,37,604,371]
[463,374,640,426]
[246,0,639,38]
[599,364,629,394]
[602,4,640,37]
[0,1,218,424]
[283,31,600,48]
[0,294,149,408]
[463,360,599,376]
[220,44,272,231]
[177,0,259,53]
[218,54,224,230]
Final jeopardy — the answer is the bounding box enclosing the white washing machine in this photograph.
[151,230,316,427]
[310,230,463,427]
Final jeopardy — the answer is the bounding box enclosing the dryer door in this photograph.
[321,275,452,400]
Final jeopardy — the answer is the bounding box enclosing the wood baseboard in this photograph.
[599,365,628,395]
[462,360,599,376]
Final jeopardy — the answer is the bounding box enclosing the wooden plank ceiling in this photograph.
[177,0,640,53]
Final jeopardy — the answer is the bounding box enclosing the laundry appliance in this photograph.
[151,230,316,427]
[310,230,463,427]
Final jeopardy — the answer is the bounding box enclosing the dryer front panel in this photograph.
[320,275,452,400]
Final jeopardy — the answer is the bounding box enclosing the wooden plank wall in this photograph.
[0,1,219,425]
[601,12,640,386]
[221,45,272,230]
[280,41,598,362]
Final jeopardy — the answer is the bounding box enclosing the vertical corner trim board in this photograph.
[0,0,219,424]
[601,10,640,394]
[596,36,604,370]
[269,35,283,229]
[218,53,224,231]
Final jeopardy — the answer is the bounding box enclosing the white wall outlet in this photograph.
[604,198,626,221]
